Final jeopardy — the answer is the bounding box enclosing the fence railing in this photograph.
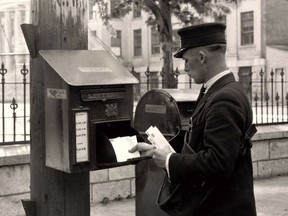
[0,62,30,146]
[131,66,288,126]
[0,62,287,146]
[252,68,288,125]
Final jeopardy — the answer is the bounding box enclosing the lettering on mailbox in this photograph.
[81,91,125,101]
[75,112,89,163]
[80,88,126,101]
[145,104,166,114]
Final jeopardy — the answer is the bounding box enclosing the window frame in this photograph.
[241,11,254,46]
[133,29,142,57]
[151,28,160,55]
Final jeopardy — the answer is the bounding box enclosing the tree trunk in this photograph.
[159,0,176,88]
[143,0,176,88]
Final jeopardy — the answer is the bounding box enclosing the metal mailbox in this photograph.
[41,50,139,173]
[134,88,198,151]
[133,89,198,216]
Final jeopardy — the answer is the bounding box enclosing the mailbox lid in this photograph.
[161,89,198,102]
[40,50,138,86]
[134,89,198,136]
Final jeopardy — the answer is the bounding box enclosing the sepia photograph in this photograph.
[0,0,288,216]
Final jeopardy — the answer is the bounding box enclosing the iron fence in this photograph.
[0,62,30,146]
[252,68,288,125]
[0,62,287,146]
[131,66,288,126]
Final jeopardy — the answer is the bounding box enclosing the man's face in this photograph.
[182,48,205,84]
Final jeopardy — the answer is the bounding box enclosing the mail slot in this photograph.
[133,89,197,216]
[41,50,139,173]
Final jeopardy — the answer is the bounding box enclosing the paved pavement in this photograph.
[91,175,288,216]
[254,175,288,216]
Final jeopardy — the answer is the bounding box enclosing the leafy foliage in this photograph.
[91,0,238,88]
[92,0,236,29]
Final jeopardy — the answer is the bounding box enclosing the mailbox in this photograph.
[41,50,139,173]
[133,89,198,216]
[134,88,198,152]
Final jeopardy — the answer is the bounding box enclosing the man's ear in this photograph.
[199,51,206,64]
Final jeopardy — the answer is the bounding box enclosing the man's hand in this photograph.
[152,145,173,169]
[129,142,156,157]
[129,143,174,169]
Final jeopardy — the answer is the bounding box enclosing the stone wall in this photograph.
[90,166,136,203]
[0,124,288,216]
[252,125,288,178]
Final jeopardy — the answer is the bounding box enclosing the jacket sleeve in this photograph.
[168,90,247,185]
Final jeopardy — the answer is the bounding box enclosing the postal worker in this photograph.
[130,22,257,216]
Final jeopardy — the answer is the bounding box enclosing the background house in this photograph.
[1,0,288,99]
[88,0,288,98]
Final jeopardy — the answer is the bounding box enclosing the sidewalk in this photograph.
[91,175,288,216]
[254,175,288,216]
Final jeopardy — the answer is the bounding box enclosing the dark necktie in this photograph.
[192,85,206,110]
[189,85,206,131]
[196,85,206,104]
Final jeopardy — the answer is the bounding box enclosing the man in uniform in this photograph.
[130,22,257,216]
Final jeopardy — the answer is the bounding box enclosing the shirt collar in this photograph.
[203,69,231,93]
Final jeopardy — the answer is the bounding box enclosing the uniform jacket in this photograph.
[169,73,257,216]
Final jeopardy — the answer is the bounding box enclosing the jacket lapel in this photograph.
[192,73,236,119]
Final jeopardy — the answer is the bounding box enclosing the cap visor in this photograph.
[173,48,188,58]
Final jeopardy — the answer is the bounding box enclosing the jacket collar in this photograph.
[192,73,236,118]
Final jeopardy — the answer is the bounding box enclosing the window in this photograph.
[111,0,121,18]
[151,28,160,54]
[133,2,141,18]
[134,29,142,57]
[111,30,122,57]
[241,11,254,45]
[172,29,181,52]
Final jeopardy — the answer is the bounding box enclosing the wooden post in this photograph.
[27,0,90,215]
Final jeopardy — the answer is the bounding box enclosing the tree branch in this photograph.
[144,0,171,41]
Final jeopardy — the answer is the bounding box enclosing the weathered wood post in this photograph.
[21,0,90,215]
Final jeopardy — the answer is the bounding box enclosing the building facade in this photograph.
[88,0,288,93]
[1,0,288,95]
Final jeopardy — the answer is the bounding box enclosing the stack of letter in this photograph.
[145,126,175,153]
